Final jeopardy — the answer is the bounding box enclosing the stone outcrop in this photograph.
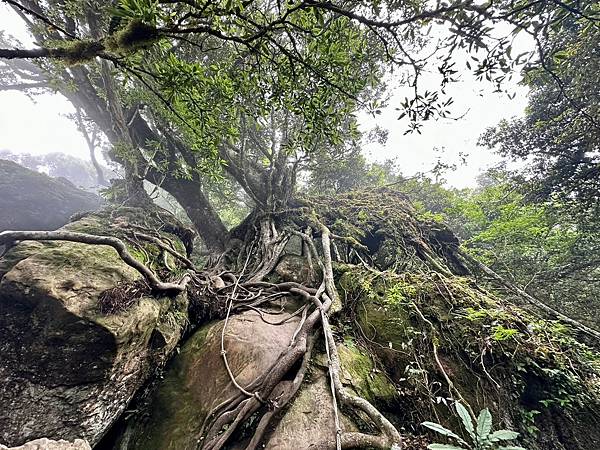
[106,306,400,450]
[113,308,306,449]
[0,208,191,447]
[0,159,102,232]
[0,438,91,450]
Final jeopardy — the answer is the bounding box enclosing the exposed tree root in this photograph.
[133,231,196,270]
[195,220,404,450]
[245,334,316,450]
[0,230,189,293]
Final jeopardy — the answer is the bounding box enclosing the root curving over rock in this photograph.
[2,188,599,450]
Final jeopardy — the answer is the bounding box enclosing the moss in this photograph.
[0,241,47,280]
[106,20,160,53]
[64,215,109,236]
[49,39,104,65]
[338,340,399,405]
[338,264,600,447]
[123,323,215,450]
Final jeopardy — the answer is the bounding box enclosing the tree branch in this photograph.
[0,47,50,59]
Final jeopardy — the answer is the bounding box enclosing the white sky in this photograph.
[0,5,531,188]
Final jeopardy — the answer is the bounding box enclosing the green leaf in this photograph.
[455,402,475,440]
[422,422,463,442]
[476,408,493,440]
[428,445,467,450]
[489,430,519,442]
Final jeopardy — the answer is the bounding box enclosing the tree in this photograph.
[2,0,597,249]
[2,1,600,449]
[480,7,600,217]
[396,169,600,330]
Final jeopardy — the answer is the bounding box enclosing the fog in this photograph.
[0,4,530,188]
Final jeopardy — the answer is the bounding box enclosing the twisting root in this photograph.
[196,219,403,450]
[245,334,316,450]
[411,300,475,418]
[220,247,257,397]
[0,230,189,292]
[133,231,196,270]
[200,286,329,450]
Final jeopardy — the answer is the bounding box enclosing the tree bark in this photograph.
[0,47,50,59]
[127,111,229,252]
[163,177,228,253]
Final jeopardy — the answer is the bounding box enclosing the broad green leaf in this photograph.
[489,430,519,442]
[476,408,493,440]
[455,402,475,440]
[428,445,467,450]
[422,422,464,443]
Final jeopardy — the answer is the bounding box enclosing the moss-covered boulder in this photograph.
[0,159,102,232]
[113,308,304,449]
[0,207,191,447]
[105,304,403,449]
[338,266,600,450]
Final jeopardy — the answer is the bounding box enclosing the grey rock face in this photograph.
[0,438,91,450]
[0,159,102,232]
[0,210,189,446]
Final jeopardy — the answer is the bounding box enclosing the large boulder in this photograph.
[0,207,191,447]
[0,159,102,232]
[113,308,307,449]
[105,305,400,450]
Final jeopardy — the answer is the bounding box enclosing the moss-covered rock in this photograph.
[107,310,403,449]
[338,340,399,407]
[113,308,305,450]
[339,265,600,450]
[0,207,190,446]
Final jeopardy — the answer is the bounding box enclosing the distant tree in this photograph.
[480,11,600,217]
[397,169,600,329]
[306,151,399,194]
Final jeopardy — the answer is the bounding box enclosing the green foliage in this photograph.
[480,10,600,217]
[396,170,600,330]
[306,153,399,195]
[423,402,525,450]
[338,251,600,449]
[110,0,159,24]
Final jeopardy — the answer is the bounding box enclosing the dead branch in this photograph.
[458,250,600,341]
